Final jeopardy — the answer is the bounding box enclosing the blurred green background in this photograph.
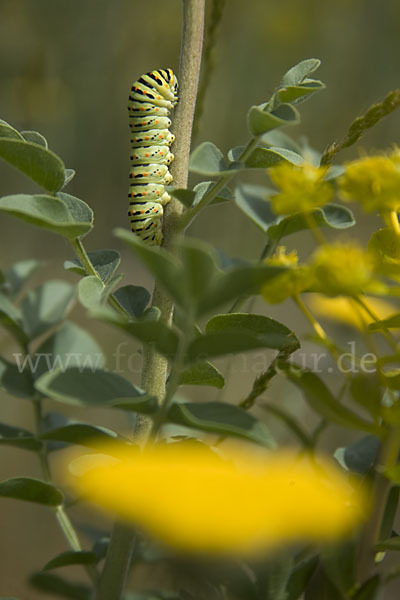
[1,0,400,597]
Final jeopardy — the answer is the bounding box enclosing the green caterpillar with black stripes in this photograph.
[128,68,179,245]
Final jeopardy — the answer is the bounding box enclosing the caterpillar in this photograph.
[128,68,179,245]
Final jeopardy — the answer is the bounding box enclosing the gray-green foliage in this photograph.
[1,57,399,600]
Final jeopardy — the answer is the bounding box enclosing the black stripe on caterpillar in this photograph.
[128,68,178,245]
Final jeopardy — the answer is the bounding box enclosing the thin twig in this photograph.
[320,89,400,166]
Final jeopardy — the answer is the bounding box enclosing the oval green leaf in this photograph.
[167,401,275,447]
[247,103,300,137]
[21,280,75,340]
[35,366,155,411]
[0,194,93,239]
[0,139,65,192]
[0,477,63,506]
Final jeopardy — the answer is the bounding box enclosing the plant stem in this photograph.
[357,426,400,583]
[134,0,205,442]
[96,3,205,599]
[388,209,400,236]
[354,296,398,352]
[33,397,98,585]
[179,135,260,230]
[292,294,329,342]
[70,237,129,318]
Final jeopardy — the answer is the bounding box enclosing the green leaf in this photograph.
[304,566,345,600]
[0,477,63,506]
[58,192,93,227]
[43,550,98,570]
[235,184,277,233]
[167,401,275,447]
[41,423,125,449]
[350,374,382,418]
[4,259,42,297]
[245,146,304,168]
[30,572,91,600]
[286,555,318,600]
[178,238,220,309]
[62,168,76,188]
[206,313,299,352]
[277,81,325,105]
[115,228,184,306]
[263,555,293,600]
[78,276,103,309]
[351,576,380,600]
[267,204,355,240]
[189,141,235,175]
[192,181,234,206]
[21,130,48,148]
[35,367,156,412]
[322,541,356,596]
[0,422,42,451]
[281,58,321,87]
[113,285,150,318]
[280,364,383,435]
[247,103,300,137]
[169,188,195,208]
[0,194,93,239]
[0,292,28,345]
[0,356,35,398]
[198,263,286,315]
[0,138,65,192]
[262,130,303,153]
[21,280,75,339]
[334,436,380,475]
[179,361,224,389]
[0,119,24,140]
[101,273,124,304]
[171,181,233,208]
[64,249,120,282]
[92,306,179,359]
[368,314,400,330]
[33,321,105,380]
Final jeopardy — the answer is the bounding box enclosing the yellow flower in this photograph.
[309,242,383,296]
[269,162,333,215]
[338,151,400,213]
[261,247,313,303]
[66,441,366,555]
[307,294,398,330]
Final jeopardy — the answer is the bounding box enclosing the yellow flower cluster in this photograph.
[67,441,367,556]
[310,242,378,296]
[268,162,333,215]
[261,247,312,303]
[262,242,386,302]
[338,150,400,213]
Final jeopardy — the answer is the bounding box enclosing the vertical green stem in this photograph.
[33,396,98,584]
[96,3,205,599]
[357,427,400,583]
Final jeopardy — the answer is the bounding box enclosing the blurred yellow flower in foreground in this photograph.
[269,162,333,215]
[307,294,398,330]
[67,442,367,555]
